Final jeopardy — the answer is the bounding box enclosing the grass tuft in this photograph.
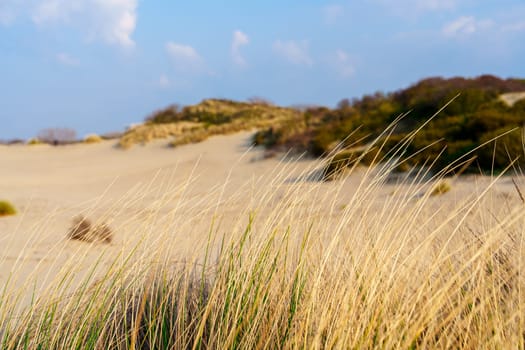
[67,216,113,243]
[84,134,103,144]
[430,180,452,196]
[27,138,42,145]
[0,200,16,216]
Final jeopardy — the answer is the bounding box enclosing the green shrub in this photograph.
[0,200,16,216]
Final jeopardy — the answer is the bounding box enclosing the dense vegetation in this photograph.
[141,75,525,174]
[252,75,525,174]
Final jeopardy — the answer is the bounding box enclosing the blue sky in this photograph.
[1,0,524,139]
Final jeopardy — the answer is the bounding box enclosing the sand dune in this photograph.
[0,131,522,307]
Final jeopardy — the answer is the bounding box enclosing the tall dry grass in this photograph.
[1,129,524,349]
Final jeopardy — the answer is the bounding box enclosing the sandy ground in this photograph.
[0,131,523,307]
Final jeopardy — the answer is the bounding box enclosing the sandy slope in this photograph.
[0,132,319,304]
[499,91,525,106]
[0,131,522,306]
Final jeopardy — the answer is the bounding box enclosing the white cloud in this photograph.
[333,50,355,78]
[56,52,79,66]
[323,4,344,24]
[273,40,313,66]
[442,16,493,37]
[372,0,459,14]
[158,74,170,88]
[231,30,249,66]
[1,0,137,48]
[165,42,205,71]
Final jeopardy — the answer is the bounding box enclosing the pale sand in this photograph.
[0,131,522,306]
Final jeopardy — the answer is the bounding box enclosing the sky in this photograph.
[1,1,524,139]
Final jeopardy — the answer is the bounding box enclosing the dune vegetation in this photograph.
[0,200,16,216]
[128,75,525,178]
[83,134,103,144]
[1,125,525,349]
[253,75,525,175]
[119,99,301,149]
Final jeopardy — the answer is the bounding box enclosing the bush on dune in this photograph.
[27,138,42,145]
[0,200,16,216]
[83,134,103,144]
[430,180,452,196]
[67,216,113,243]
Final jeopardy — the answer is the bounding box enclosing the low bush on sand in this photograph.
[67,216,113,243]
[0,200,16,216]
[84,134,103,144]
[27,138,42,145]
[431,180,452,196]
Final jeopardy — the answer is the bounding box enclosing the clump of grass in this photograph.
[0,200,16,216]
[170,130,209,147]
[322,147,384,181]
[67,216,113,243]
[119,122,201,149]
[431,180,452,196]
[27,138,42,145]
[83,134,103,144]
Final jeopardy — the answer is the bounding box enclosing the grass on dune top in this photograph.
[118,99,301,149]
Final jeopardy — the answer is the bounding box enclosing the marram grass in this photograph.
[1,130,525,349]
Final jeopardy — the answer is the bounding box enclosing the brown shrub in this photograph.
[68,216,113,243]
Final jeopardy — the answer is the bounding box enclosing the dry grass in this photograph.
[119,122,202,149]
[27,138,42,145]
[121,99,301,149]
[1,135,524,349]
[83,134,103,144]
[431,180,452,196]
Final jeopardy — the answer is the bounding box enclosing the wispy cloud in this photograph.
[231,30,249,66]
[323,4,344,24]
[442,16,493,37]
[1,0,138,48]
[273,40,313,66]
[56,52,80,66]
[165,42,205,72]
